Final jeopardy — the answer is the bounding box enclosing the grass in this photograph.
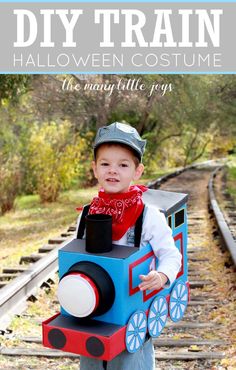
[226,155,236,203]
[227,167,236,197]
[0,188,97,272]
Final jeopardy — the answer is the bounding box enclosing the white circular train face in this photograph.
[57,273,99,317]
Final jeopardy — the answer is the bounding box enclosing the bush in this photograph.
[28,121,85,202]
[0,155,21,214]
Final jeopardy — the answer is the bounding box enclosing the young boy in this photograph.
[77,122,182,370]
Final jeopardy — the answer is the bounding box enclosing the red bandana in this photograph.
[89,185,147,241]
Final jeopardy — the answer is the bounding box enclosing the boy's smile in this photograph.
[92,144,144,194]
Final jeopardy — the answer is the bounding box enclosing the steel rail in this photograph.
[149,159,236,265]
[0,237,73,328]
[208,166,236,266]
[147,159,225,188]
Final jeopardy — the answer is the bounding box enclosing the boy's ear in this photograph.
[92,161,98,179]
[134,163,144,180]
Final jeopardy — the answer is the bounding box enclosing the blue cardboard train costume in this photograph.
[42,189,189,360]
[42,123,189,361]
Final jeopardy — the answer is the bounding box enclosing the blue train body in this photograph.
[43,188,189,360]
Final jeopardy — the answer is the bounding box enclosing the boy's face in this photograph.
[92,144,144,193]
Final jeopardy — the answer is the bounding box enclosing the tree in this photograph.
[0,75,31,104]
[0,105,23,214]
[1,73,235,199]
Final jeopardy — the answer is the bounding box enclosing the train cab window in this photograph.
[174,209,185,228]
[168,215,172,228]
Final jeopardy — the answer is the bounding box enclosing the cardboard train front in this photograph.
[42,189,189,361]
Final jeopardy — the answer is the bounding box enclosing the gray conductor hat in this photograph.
[94,122,146,160]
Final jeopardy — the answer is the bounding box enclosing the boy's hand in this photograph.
[139,271,168,291]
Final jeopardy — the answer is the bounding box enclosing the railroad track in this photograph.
[0,160,235,370]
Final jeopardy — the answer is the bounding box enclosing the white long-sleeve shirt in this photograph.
[76,204,182,287]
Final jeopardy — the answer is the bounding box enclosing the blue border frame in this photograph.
[1,71,236,74]
[1,0,236,2]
